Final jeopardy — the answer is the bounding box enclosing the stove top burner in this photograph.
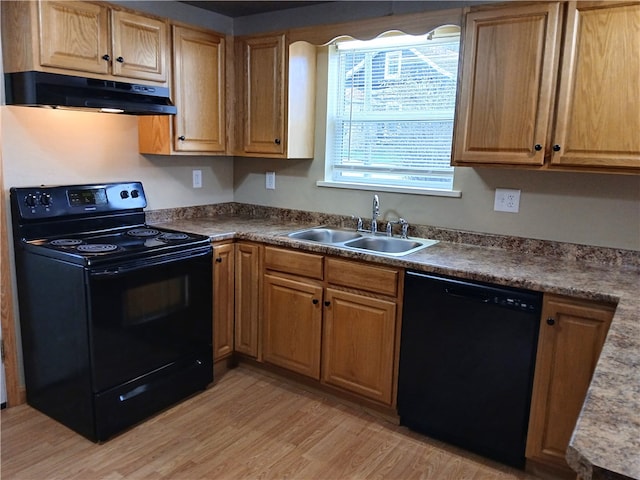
[127,228,160,238]
[159,232,189,241]
[77,244,119,254]
[50,239,83,247]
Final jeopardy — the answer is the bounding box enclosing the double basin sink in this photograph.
[287,227,438,257]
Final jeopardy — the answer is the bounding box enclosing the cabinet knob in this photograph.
[215,257,223,263]
[312,299,319,305]
[546,317,556,326]
[102,54,111,62]
[324,301,331,307]
[274,138,281,145]
[178,135,186,141]
[116,56,125,63]
[534,144,542,151]
[552,144,561,152]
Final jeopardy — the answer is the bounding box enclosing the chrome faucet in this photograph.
[371,194,380,234]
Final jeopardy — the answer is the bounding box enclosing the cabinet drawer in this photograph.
[326,258,399,297]
[264,247,323,280]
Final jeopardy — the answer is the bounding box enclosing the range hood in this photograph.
[4,71,177,115]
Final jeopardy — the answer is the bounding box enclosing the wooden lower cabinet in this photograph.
[261,247,401,407]
[322,288,396,405]
[212,243,234,360]
[526,294,615,473]
[263,273,323,379]
[234,242,261,358]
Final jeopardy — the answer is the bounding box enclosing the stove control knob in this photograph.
[25,193,38,207]
[39,193,52,206]
[131,189,139,198]
[120,190,129,199]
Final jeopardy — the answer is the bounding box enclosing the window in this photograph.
[322,28,460,194]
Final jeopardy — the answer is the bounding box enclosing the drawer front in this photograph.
[326,258,399,297]
[264,247,323,280]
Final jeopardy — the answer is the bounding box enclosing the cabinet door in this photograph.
[263,274,322,379]
[526,294,614,471]
[234,242,260,358]
[110,10,167,82]
[551,1,640,170]
[241,34,286,155]
[39,1,110,74]
[452,3,561,166]
[173,26,226,153]
[212,243,234,361]
[322,288,396,405]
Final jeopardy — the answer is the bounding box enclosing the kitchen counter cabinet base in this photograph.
[526,294,615,475]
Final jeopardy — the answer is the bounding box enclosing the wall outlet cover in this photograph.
[192,170,202,189]
[266,171,276,190]
[494,188,520,213]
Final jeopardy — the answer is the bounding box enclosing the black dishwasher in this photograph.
[398,271,542,468]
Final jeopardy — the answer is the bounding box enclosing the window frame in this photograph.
[318,28,462,198]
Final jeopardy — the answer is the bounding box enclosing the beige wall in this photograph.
[1,107,234,210]
[234,49,640,252]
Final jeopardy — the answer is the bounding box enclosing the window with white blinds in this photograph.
[325,30,460,192]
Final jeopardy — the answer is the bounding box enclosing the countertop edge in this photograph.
[151,216,640,480]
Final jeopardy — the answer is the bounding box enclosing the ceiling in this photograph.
[180,1,332,18]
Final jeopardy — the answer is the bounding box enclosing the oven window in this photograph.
[124,276,189,325]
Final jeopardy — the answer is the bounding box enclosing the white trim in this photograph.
[316,180,461,197]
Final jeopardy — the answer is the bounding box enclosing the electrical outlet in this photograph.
[265,171,276,190]
[494,188,521,213]
[192,170,202,189]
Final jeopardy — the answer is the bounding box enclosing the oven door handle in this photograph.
[89,246,212,277]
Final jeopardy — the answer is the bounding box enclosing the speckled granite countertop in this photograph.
[150,212,639,480]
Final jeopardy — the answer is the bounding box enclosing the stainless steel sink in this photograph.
[287,228,362,243]
[286,227,438,256]
[343,236,438,255]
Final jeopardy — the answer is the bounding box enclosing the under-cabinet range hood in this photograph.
[4,71,177,115]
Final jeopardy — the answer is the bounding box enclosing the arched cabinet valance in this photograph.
[287,8,462,46]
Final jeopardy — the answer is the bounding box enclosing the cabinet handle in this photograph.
[116,56,124,63]
[324,301,331,307]
[102,54,111,62]
[534,144,542,151]
[215,257,223,263]
[546,317,555,326]
[552,144,561,152]
[274,138,281,145]
[312,299,319,305]
[178,136,186,141]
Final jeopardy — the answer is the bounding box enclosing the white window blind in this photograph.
[325,31,460,191]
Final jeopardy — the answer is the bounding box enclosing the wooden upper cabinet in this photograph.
[550,1,640,169]
[38,1,110,75]
[453,2,561,166]
[242,34,286,155]
[172,26,225,153]
[139,25,226,155]
[110,10,167,83]
[235,34,316,159]
[453,1,639,173]
[2,1,168,85]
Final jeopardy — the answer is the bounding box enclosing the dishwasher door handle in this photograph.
[444,287,492,303]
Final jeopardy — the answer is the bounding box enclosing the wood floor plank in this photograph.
[1,367,540,480]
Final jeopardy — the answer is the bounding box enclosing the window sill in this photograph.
[316,181,461,198]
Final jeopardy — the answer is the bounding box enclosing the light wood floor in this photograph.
[1,366,540,480]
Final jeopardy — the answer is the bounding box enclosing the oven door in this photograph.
[88,246,212,392]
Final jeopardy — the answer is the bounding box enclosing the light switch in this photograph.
[192,170,202,188]
[266,172,276,190]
